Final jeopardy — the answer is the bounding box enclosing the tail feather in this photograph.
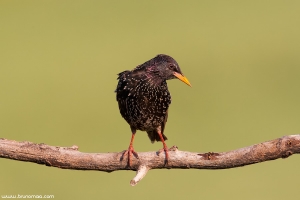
[147,130,168,143]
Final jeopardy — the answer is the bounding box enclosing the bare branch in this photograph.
[0,135,299,186]
[130,165,150,186]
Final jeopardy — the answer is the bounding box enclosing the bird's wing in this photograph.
[148,110,168,143]
[115,70,130,100]
[115,70,133,122]
[161,109,168,134]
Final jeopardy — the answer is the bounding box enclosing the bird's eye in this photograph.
[168,65,176,70]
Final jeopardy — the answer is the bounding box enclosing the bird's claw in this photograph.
[120,146,139,167]
[156,146,169,165]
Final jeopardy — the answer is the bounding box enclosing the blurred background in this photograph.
[1,1,299,199]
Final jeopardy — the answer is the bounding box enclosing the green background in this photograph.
[1,1,300,199]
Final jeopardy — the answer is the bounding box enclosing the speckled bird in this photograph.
[115,54,191,166]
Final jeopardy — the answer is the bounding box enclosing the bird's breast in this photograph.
[117,82,171,131]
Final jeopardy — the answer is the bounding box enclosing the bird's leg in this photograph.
[157,131,169,165]
[121,129,139,167]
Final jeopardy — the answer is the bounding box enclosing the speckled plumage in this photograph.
[115,54,191,165]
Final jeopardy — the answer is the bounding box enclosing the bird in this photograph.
[115,54,191,166]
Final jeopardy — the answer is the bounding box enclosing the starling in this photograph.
[115,54,191,166]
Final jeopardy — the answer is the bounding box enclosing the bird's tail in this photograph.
[147,130,168,143]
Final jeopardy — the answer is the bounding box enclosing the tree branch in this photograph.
[0,135,299,186]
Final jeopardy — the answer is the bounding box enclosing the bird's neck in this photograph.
[142,72,166,88]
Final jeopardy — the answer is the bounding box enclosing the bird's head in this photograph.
[148,54,192,87]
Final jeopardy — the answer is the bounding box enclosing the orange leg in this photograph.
[157,131,169,164]
[122,131,139,167]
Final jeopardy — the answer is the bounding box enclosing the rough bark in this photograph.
[0,135,299,186]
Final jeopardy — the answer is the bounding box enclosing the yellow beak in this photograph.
[173,72,192,87]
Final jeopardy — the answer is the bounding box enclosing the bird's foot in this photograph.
[157,145,169,165]
[121,145,139,167]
